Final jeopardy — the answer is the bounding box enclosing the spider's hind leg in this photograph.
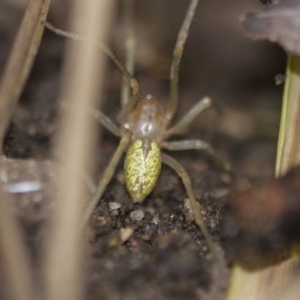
[163,96,230,171]
[161,152,216,255]
[162,139,230,172]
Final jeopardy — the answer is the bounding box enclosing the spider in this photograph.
[45,0,228,253]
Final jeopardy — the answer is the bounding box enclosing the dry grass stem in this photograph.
[0,0,50,146]
[120,0,136,107]
[0,188,34,300]
[43,1,115,300]
[276,55,300,176]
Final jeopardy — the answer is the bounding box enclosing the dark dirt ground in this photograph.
[0,0,286,299]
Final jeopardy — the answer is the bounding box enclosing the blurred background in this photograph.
[0,1,289,299]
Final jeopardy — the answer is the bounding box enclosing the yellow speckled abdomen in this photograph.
[124,138,161,202]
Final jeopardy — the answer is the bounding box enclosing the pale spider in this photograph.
[45,0,227,252]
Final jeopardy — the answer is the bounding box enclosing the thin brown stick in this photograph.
[0,0,51,147]
[0,1,50,299]
[43,1,115,300]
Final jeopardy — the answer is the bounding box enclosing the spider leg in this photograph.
[60,103,121,136]
[120,0,136,108]
[162,139,230,171]
[43,21,140,111]
[165,96,212,137]
[166,0,199,123]
[161,152,215,254]
[83,132,132,226]
[86,108,121,136]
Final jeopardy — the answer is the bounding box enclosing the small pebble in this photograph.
[153,214,160,225]
[130,209,144,221]
[210,187,230,199]
[183,198,194,222]
[210,218,217,230]
[116,171,125,184]
[109,201,121,210]
[120,227,134,243]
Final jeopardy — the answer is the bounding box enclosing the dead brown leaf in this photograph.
[240,0,300,55]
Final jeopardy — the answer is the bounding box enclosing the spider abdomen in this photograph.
[124,138,161,203]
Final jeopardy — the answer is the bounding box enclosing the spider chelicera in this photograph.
[45,0,228,253]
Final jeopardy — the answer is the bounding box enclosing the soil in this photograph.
[0,0,286,299]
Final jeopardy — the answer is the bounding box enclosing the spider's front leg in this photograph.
[83,132,131,225]
[166,0,199,123]
[60,103,121,137]
[165,96,213,138]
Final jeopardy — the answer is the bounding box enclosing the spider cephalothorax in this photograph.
[119,95,166,143]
